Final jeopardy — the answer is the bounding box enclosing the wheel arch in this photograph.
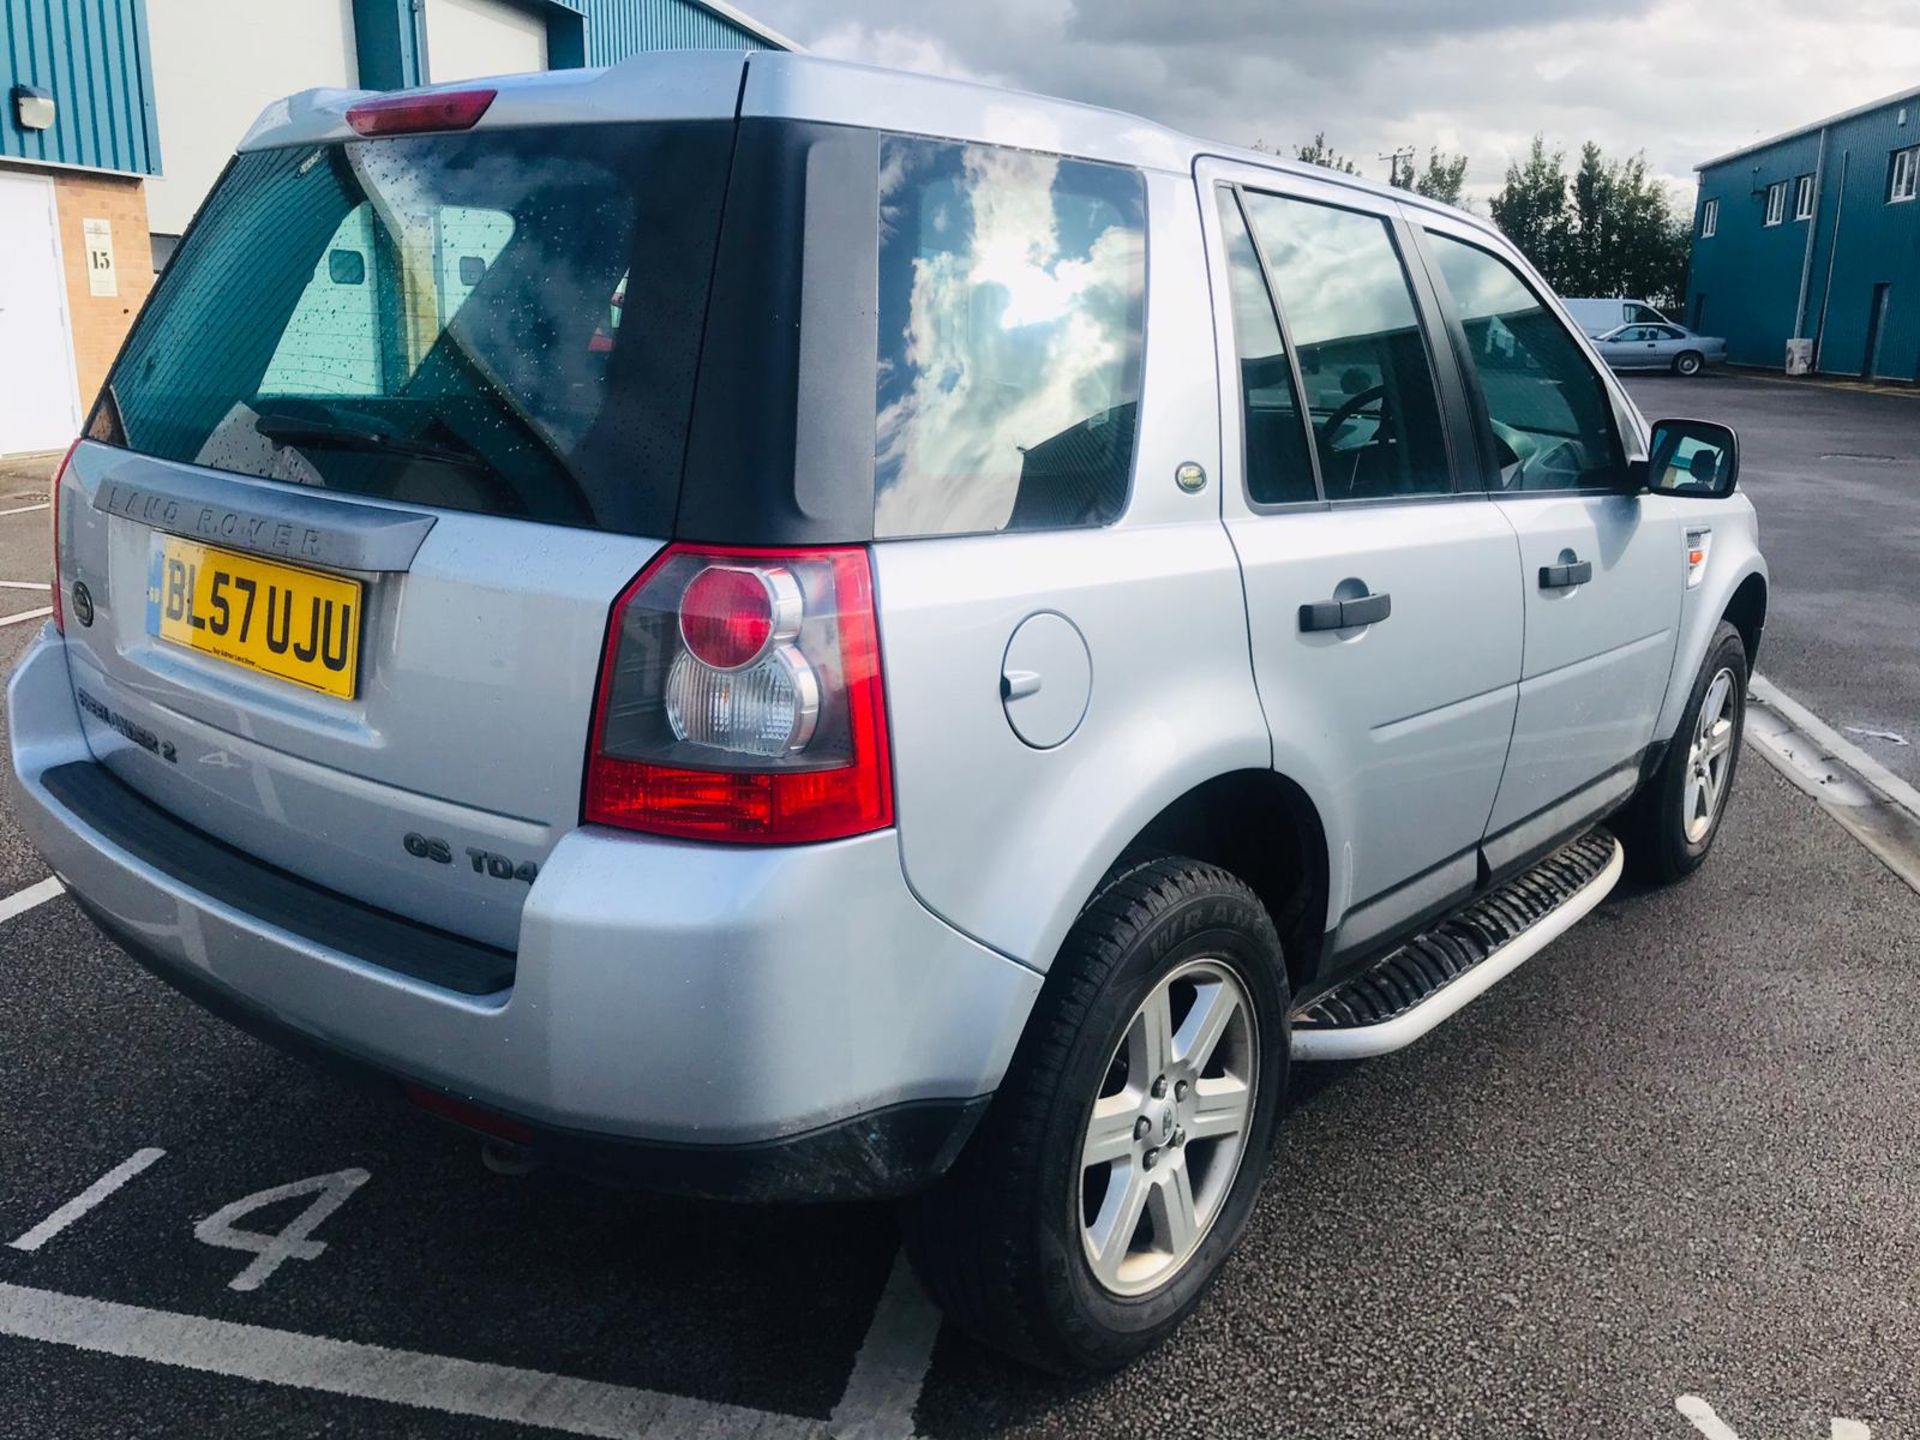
[1723,571,1767,674]
[1117,769,1330,993]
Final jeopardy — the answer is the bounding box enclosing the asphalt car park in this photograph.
[3,378,1920,1437]
[1624,373,1920,787]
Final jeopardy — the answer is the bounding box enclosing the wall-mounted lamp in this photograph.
[12,84,55,131]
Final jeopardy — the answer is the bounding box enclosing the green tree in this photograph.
[1494,136,1689,310]
[1602,151,1690,312]
[1294,132,1359,176]
[1490,136,1573,284]
[1414,148,1470,205]
[1389,147,1470,205]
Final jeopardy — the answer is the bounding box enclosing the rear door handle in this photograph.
[1539,560,1594,589]
[1299,592,1391,632]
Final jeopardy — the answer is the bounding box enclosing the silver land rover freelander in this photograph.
[9,51,1767,1372]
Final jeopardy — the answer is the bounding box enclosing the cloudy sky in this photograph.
[744,0,1920,207]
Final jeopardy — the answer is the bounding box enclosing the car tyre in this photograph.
[1673,350,1704,377]
[1623,621,1747,883]
[902,855,1289,1374]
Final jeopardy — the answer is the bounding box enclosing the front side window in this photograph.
[1764,181,1787,226]
[1794,174,1815,220]
[873,136,1146,537]
[1701,197,1719,237]
[1238,191,1452,500]
[1891,146,1918,203]
[1215,190,1316,505]
[1425,231,1626,494]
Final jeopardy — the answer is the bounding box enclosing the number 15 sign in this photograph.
[83,217,117,298]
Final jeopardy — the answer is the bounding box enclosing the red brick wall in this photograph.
[45,169,156,413]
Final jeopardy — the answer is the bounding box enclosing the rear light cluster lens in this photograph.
[679,564,795,670]
[49,438,81,635]
[584,545,893,843]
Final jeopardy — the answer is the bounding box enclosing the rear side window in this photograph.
[1237,191,1452,501]
[873,136,1147,537]
[1424,231,1625,493]
[99,123,733,536]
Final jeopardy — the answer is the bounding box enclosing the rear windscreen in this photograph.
[99,122,732,537]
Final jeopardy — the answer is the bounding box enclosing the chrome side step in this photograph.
[1291,830,1624,1061]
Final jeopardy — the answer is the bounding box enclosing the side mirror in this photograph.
[1641,417,1740,498]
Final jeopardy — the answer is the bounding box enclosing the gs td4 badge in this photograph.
[404,833,538,884]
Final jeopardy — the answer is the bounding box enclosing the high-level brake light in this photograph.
[346,89,496,137]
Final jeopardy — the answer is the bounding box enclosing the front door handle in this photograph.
[1539,559,1594,589]
[1299,591,1391,632]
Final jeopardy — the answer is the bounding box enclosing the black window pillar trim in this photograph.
[1222,181,1329,507]
[1387,207,1483,497]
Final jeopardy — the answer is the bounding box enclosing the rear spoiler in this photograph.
[235,50,749,153]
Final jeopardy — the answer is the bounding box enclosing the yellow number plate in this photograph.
[148,538,363,699]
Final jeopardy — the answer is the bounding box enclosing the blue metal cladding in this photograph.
[576,0,777,64]
[1,0,160,174]
[352,0,427,91]
[1689,91,1920,380]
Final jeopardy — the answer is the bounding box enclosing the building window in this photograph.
[1891,146,1918,204]
[1764,181,1787,226]
[1794,174,1815,220]
[1700,197,1718,238]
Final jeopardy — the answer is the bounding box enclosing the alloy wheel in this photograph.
[1078,957,1258,1297]
[1683,666,1738,843]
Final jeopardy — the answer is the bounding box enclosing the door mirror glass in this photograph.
[1646,418,1739,497]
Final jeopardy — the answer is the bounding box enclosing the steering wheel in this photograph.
[1324,384,1388,440]
[1320,384,1391,497]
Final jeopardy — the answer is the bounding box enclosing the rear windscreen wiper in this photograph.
[253,413,490,472]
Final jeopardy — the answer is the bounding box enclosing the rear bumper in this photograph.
[8,629,1040,1199]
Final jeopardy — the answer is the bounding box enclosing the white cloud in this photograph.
[803,21,996,84]
[874,144,1144,535]
[750,0,1920,207]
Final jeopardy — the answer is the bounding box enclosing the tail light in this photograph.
[584,544,893,844]
[48,438,81,634]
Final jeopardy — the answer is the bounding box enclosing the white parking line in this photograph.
[0,606,53,627]
[1679,1397,1872,1439]
[829,1252,942,1440]
[0,580,47,590]
[0,876,65,926]
[0,1282,833,1440]
[1678,1396,1740,1440]
[0,502,50,517]
[9,1150,167,1253]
